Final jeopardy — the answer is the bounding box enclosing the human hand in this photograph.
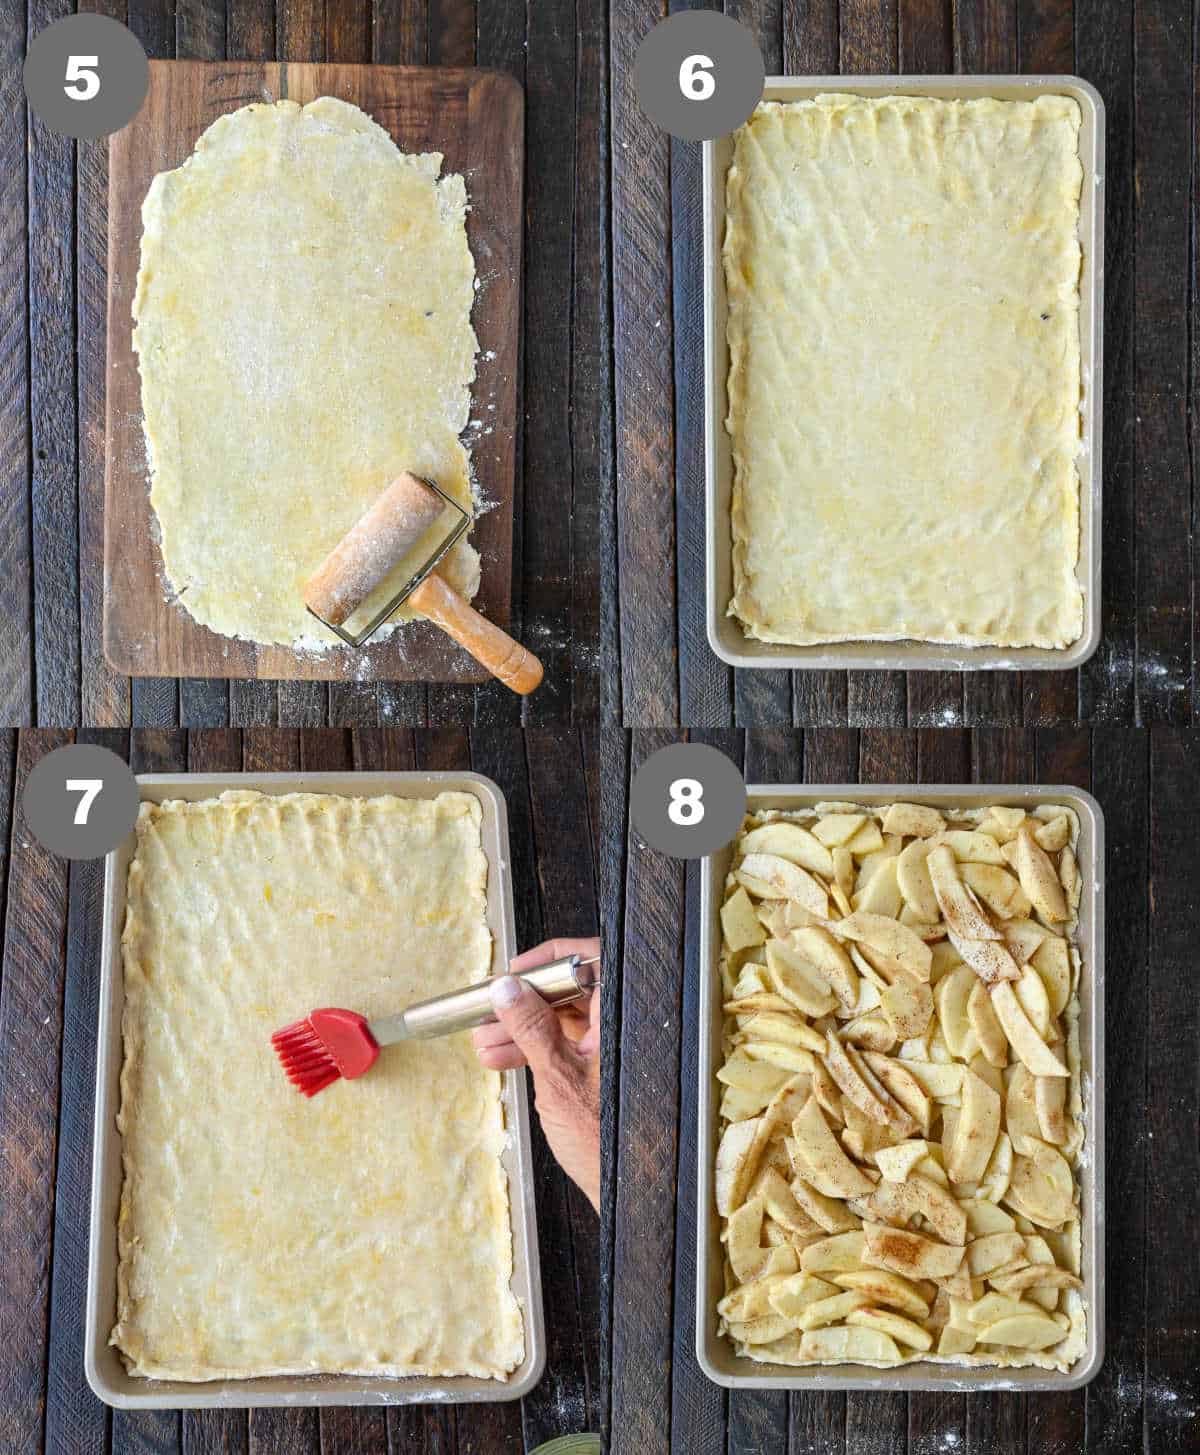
[472,937,601,1213]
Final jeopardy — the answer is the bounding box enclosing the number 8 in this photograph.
[668,777,704,826]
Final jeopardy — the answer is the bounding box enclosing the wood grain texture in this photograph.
[102,60,522,688]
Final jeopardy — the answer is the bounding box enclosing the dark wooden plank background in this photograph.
[602,724,1200,1453]
[608,0,1200,729]
[4,0,603,729]
[0,726,601,1453]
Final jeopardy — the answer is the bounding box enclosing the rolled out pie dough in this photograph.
[725,95,1085,649]
[133,97,480,648]
[112,790,525,1381]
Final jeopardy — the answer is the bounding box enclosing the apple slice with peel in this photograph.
[791,1096,875,1199]
[926,846,1002,940]
[834,1268,929,1319]
[976,1312,1067,1350]
[739,821,835,877]
[799,1325,902,1363]
[990,982,1069,1077]
[1012,826,1068,923]
[846,1306,933,1352]
[738,854,829,916]
[863,1221,965,1281]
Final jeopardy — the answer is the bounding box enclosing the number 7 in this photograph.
[66,778,104,825]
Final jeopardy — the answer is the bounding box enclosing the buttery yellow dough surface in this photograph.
[134,98,480,648]
[112,790,524,1382]
[725,95,1085,649]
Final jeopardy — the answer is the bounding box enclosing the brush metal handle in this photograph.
[370,955,600,1045]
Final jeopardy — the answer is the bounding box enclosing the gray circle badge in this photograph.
[630,743,747,860]
[22,745,140,860]
[24,14,149,141]
[633,12,765,142]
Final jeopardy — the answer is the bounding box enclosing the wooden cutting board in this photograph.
[103,60,522,683]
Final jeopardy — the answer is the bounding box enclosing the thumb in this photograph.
[488,976,569,1076]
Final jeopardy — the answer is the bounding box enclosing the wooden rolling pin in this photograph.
[304,472,543,695]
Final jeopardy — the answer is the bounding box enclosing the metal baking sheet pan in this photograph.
[86,771,545,1409]
[697,784,1104,1392]
[703,76,1104,673]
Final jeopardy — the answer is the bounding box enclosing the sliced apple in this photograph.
[891,1058,963,1101]
[743,1041,817,1076]
[823,1031,895,1125]
[869,1172,966,1245]
[787,926,860,1009]
[724,1195,766,1281]
[946,1068,1001,1186]
[738,1011,827,1055]
[831,912,933,981]
[799,1229,867,1275]
[990,982,1068,1077]
[863,1221,965,1281]
[879,975,934,1040]
[727,1314,797,1345]
[977,806,1028,843]
[738,853,830,916]
[1033,1076,1067,1149]
[1003,918,1049,965]
[716,1116,762,1215]
[963,1199,1016,1237]
[968,979,1008,1067]
[1006,1140,1075,1227]
[990,1264,1082,1296]
[881,802,946,838]
[1030,934,1071,1018]
[935,830,1007,866]
[934,964,977,1058]
[766,942,839,1017]
[874,1139,931,1183]
[854,855,902,918]
[721,886,767,951]
[1059,846,1081,913]
[962,1291,1046,1326]
[1012,826,1068,923]
[799,1325,902,1362]
[946,929,1022,985]
[791,1096,875,1199]
[834,1269,929,1320]
[927,845,1002,941]
[861,1054,934,1134]
[765,1270,839,1320]
[841,1013,895,1053]
[845,1306,933,1351]
[960,863,1031,921]
[966,1231,1026,1277]
[1033,814,1071,853]
[895,838,941,923]
[740,821,835,877]
[938,1323,978,1355]
[812,813,866,847]
[1014,964,1052,1037]
[794,1290,870,1331]
[724,992,796,1017]
[975,1312,1066,1350]
[717,1048,793,1097]
[750,1166,822,1236]
[791,1177,861,1234]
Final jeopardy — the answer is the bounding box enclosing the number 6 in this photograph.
[679,53,715,101]
[66,778,104,825]
[64,55,100,101]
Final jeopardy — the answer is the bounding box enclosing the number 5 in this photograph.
[679,54,715,102]
[66,778,103,825]
[64,55,100,101]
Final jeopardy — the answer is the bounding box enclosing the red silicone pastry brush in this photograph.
[271,953,600,1097]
